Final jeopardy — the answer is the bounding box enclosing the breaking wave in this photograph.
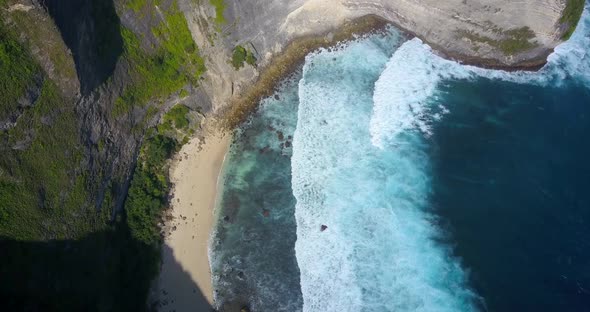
[292,4,590,311]
[291,30,478,312]
[371,4,590,148]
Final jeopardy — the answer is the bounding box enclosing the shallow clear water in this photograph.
[210,77,303,311]
[212,4,590,311]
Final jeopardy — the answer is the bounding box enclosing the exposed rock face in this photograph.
[283,0,566,64]
[181,0,569,113]
[1,0,204,222]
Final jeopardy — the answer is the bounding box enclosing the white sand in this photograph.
[155,126,230,311]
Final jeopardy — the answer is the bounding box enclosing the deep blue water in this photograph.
[212,4,590,311]
[432,79,590,311]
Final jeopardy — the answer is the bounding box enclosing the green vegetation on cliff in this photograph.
[126,106,195,246]
[1,1,204,309]
[231,44,257,69]
[0,80,101,240]
[127,0,150,12]
[0,18,96,241]
[7,8,78,84]
[209,0,226,25]
[117,0,204,307]
[126,134,177,244]
[118,0,204,275]
[458,26,538,56]
[118,1,205,308]
[561,0,585,39]
[121,107,197,308]
[114,0,204,252]
[115,1,205,115]
[0,24,38,121]
[162,103,191,130]
[0,11,150,310]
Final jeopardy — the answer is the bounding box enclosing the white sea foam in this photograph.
[292,30,477,312]
[371,4,590,148]
[293,5,590,311]
[370,40,471,148]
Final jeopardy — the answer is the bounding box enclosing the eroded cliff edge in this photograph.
[184,0,578,117]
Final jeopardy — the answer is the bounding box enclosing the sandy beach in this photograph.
[155,125,230,311]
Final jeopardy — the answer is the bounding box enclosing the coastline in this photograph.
[155,122,230,311]
[220,15,393,129]
[220,14,556,130]
[153,10,570,310]
[150,1,584,311]
[150,18,388,306]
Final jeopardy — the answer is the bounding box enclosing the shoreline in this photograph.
[154,12,561,310]
[155,122,230,311]
[219,15,392,129]
[219,14,553,129]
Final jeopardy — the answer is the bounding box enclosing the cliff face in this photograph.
[182,0,575,117]
[1,0,210,240]
[0,0,208,309]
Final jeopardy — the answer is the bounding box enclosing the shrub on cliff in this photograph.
[232,45,257,69]
[561,0,586,39]
[126,134,177,245]
[0,23,38,122]
[114,2,205,115]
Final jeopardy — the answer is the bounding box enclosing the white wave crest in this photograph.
[293,5,590,311]
[370,3,590,148]
[292,31,478,312]
[370,40,471,148]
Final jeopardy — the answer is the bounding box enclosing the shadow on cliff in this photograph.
[0,231,213,311]
[40,0,123,95]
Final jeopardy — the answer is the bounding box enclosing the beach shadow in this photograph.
[155,245,214,312]
[0,230,213,311]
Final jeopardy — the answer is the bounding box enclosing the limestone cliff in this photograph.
[182,0,577,116]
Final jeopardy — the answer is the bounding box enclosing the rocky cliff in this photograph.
[0,0,582,310]
[183,0,578,117]
[1,0,209,309]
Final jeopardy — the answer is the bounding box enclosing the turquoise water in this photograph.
[210,77,303,310]
[213,4,590,311]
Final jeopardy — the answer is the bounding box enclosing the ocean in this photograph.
[211,3,590,311]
